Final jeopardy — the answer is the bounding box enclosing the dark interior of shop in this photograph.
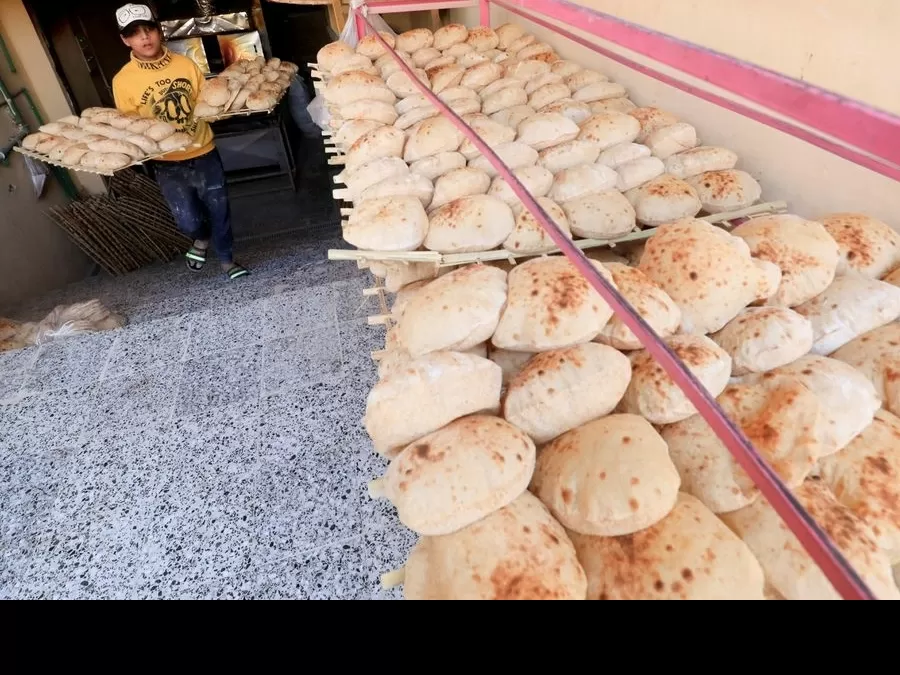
[23,0,341,243]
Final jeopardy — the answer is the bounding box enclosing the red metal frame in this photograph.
[350,8,880,600]
[352,0,480,40]
[488,0,900,183]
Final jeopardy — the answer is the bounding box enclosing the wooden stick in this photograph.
[325,146,341,154]
[328,156,346,166]
[340,207,353,216]
[371,349,387,361]
[381,569,406,589]
[324,201,790,268]
[362,287,385,296]
[333,189,350,200]
[367,314,393,326]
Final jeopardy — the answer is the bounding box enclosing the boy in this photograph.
[112,3,249,280]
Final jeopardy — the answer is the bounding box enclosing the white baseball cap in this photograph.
[116,4,158,32]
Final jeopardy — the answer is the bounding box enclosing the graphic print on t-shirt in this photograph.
[140,77,200,135]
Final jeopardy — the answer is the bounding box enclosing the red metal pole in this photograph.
[480,0,490,26]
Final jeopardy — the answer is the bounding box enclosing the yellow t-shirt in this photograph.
[112,48,215,162]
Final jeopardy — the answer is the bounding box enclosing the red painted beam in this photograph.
[491,0,900,180]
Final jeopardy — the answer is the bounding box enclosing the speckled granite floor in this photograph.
[0,225,416,599]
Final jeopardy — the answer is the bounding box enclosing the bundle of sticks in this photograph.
[47,170,191,276]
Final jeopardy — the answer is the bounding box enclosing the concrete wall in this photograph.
[451,1,900,227]
[0,0,100,312]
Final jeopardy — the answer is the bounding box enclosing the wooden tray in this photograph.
[194,88,289,122]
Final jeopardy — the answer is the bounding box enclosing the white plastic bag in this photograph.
[307,1,397,131]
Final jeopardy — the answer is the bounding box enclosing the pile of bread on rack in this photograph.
[316,23,900,600]
[20,108,191,173]
[317,22,766,270]
[195,56,299,118]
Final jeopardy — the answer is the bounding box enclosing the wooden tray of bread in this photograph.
[18,107,200,176]
[193,56,299,122]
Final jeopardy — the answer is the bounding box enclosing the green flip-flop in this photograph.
[185,246,207,272]
[227,264,250,281]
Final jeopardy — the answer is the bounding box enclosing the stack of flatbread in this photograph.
[315,23,900,601]
[21,107,189,173]
[195,56,299,118]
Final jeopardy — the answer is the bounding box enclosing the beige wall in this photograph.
[451,2,900,228]
[0,0,96,311]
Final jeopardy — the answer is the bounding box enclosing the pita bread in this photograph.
[397,28,435,53]
[420,55,455,73]
[457,51,489,69]
[517,42,554,61]
[793,275,900,355]
[490,104,535,129]
[731,214,840,308]
[572,492,765,599]
[323,71,396,107]
[465,26,499,51]
[572,81,627,103]
[831,323,900,417]
[590,97,637,114]
[396,264,508,356]
[492,256,617,352]
[401,490,587,600]
[480,77,524,99]
[394,105,439,130]
[711,307,814,375]
[523,72,563,96]
[504,344,631,445]
[665,145,739,179]
[425,195,515,253]
[330,53,378,77]
[356,31,395,59]
[561,190,636,239]
[408,151,466,181]
[333,119,384,149]
[428,64,465,94]
[377,415,535,536]
[496,23,526,50]
[508,34,537,55]
[628,107,680,143]
[597,142,652,169]
[528,82,571,111]
[343,125,405,170]
[339,99,398,124]
[565,69,609,91]
[433,23,468,50]
[531,414,680,536]
[385,68,431,97]
[538,98,593,125]
[645,122,699,159]
[550,60,582,78]
[317,41,354,72]
[687,169,762,213]
[596,263,681,350]
[619,334,732,424]
[403,116,464,162]
[638,219,779,333]
[741,355,880,456]
[548,164,618,203]
[359,173,435,207]
[537,139,601,173]
[488,166,554,210]
[364,350,502,457]
[482,86,529,115]
[616,156,666,191]
[468,141,539,177]
[820,213,900,279]
[378,261,443,293]
[343,196,428,251]
[430,167,491,210]
[722,478,900,599]
[817,409,900,563]
[662,377,825,513]
[437,85,479,103]
[337,156,409,200]
[502,196,571,254]
[516,113,580,151]
[505,58,551,80]
[460,61,503,90]
[577,112,641,150]
[457,114,516,159]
